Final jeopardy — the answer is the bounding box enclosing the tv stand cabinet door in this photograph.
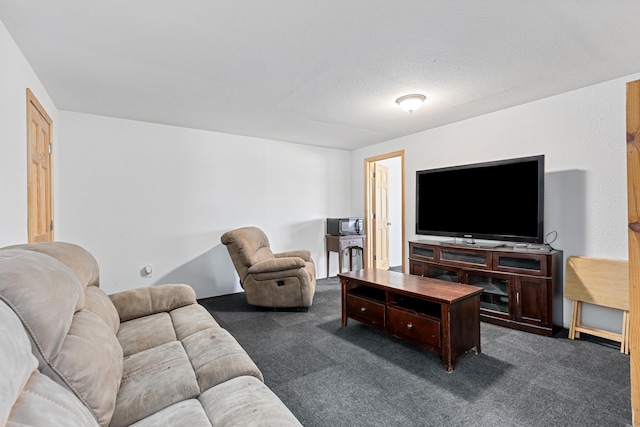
[513,276,550,327]
[409,259,427,277]
[493,252,549,276]
[465,270,511,319]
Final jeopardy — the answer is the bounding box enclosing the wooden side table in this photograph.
[326,234,366,278]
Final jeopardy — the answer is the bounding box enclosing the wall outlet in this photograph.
[140,264,152,278]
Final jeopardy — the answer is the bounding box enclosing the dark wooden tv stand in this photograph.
[339,269,483,372]
[409,240,563,336]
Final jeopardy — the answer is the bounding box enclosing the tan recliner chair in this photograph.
[220,226,316,308]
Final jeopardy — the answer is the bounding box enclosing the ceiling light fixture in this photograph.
[396,94,426,113]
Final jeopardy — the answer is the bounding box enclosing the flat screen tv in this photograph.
[416,155,544,245]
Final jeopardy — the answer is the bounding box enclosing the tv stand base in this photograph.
[409,240,563,336]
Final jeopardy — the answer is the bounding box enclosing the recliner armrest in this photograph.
[275,250,312,263]
[109,283,197,322]
[248,257,305,274]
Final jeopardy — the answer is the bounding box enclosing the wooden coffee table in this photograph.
[339,269,483,372]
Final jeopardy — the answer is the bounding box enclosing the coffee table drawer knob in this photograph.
[360,307,366,312]
[407,322,413,330]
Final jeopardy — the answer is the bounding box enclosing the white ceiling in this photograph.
[2,1,640,150]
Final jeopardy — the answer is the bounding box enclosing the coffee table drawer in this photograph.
[346,294,385,326]
[387,306,441,348]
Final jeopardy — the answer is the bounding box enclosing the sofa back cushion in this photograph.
[0,298,38,424]
[6,241,100,287]
[0,299,99,426]
[0,247,122,426]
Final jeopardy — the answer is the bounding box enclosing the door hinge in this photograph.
[372,213,376,219]
[373,255,377,261]
[372,172,375,178]
[50,220,53,231]
[48,143,52,154]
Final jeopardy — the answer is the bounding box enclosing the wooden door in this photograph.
[26,89,53,242]
[373,162,390,270]
[363,150,405,272]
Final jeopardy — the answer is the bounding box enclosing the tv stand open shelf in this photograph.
[409,240,563,336]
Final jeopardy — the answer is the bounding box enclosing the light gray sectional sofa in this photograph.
[0,242,301,426]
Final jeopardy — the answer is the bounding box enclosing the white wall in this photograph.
[1,13,350,298]
[57,112,350,297]
[351,72,640,332]
[0,20,58,245]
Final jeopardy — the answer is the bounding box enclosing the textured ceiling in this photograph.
[2,1,640,150]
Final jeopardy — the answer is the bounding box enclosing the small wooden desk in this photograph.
[326,234,366,277]
[339,269,482,372]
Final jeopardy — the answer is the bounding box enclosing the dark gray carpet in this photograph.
[198,277,631,427]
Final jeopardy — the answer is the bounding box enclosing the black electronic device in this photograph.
[327,218,364,236]
[415,155,544,244]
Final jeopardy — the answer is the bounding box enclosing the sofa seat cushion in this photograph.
[199,376,302,426]
[116,302,263,387]
[111,341,200,427]
[173,304,264,387]
[117,312,177,357]
[131,377,302,427]
[171,304,222,339]
[117,303,223,357]
[129,377,302,427]
[128,399,211,427]
[112,298,267,426]
[182,327,264,391]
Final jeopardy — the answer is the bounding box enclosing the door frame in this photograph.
[626,79,640,426]
[364,150,405,271]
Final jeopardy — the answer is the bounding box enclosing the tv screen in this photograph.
[416,155,544,244]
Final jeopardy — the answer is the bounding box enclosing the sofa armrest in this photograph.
[275,250,312,263]
[248,257,305,274]
[109,283,197,322]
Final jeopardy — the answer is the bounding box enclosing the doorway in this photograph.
[364,150,405,272]
[26,88,53,243]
